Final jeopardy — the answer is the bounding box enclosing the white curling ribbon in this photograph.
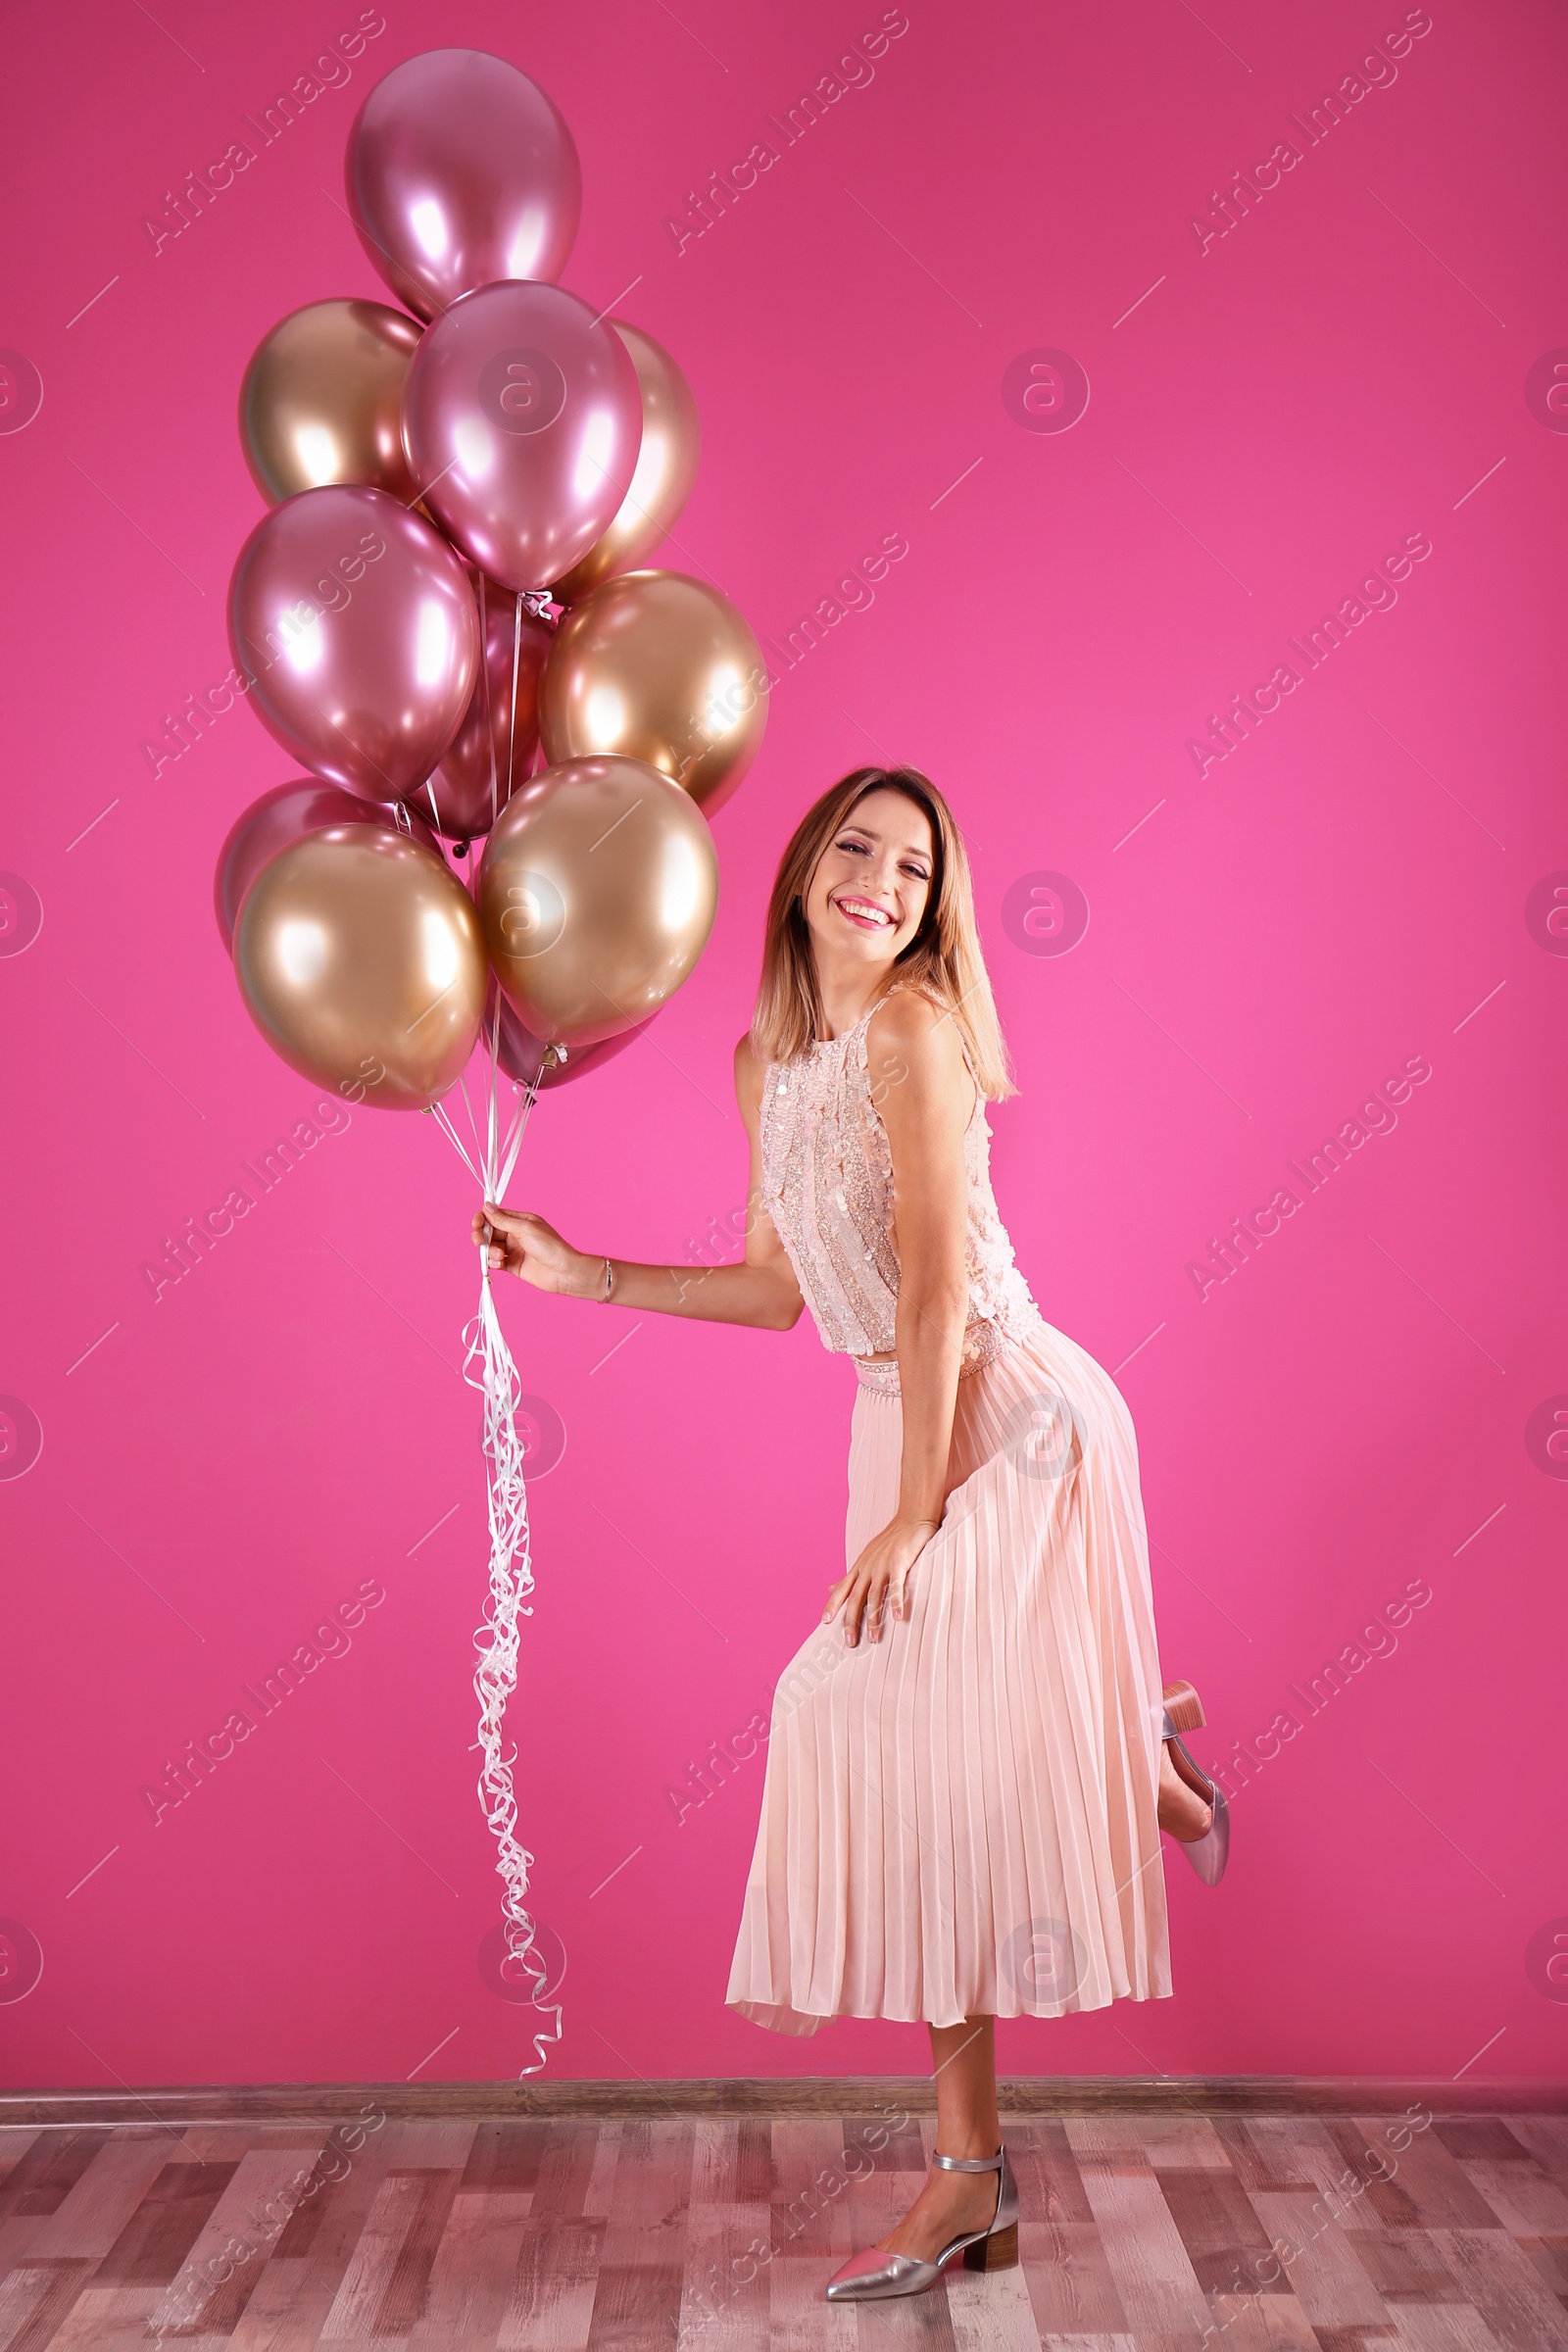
[431,1025,563,2078]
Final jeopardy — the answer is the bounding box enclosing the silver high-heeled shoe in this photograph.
[823,2144,1019,2302]
[1161,1679,1230,1886]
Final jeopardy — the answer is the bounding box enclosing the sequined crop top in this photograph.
[760,983,1039,1393]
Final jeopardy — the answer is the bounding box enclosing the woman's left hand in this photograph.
[824,1512,940,1646]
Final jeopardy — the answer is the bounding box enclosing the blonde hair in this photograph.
[749,766,1017,1101]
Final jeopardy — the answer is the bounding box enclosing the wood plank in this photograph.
[673,2194,770,2349]
[833,2111,928,2178]
[1340,2124,1504,2232]
[529,2125,604,2225]
[1135,2117,1238,2173]
[1203,2289,1322,2348]
[0,2261,94,2352]
[1029,2337,1136,2352]
[735,2121,772,2209]
[1247,2191,1390,2329]
[32,2279,164,2352]
[583,2122,694,2350]
[1516,2232,1568,2301]
[410,2186,533,2343]
[1012,2122,1098,2225]
[381,2119,479,2171]
[584,2207,687,2348]
[1070,2152,1212,2338]
[1212,2121,1317,2196]
[94,2159,240,2287]
[24,2134,172,2261]
[1065,2119,1161,2177]
[945,2258,1043,2350]
[318,2168,432,2339]
[1383,2305,1510,2349]
[582,2125,620,2223]
[220,2131,401,2352]
[1018,2217,1130,2334]
[463,2121,553,2197]
[370,2167,465,2337]
[148,2142,330,2340]
[1342,2226,1464,2303]
[756,2246,858,2352]
[1449,2157,1568,2237]
[768,2125,858,2264]
[1154,2163,1284,2297]
[1504,2120,1568,2186]
[1247,2119,1388,2214]
[1436,2123,1537,2165]
[497,2218,603,2350]
[1430,2228,1568,2351]
[0,2267,52,2352]
[178,2126,286,2165]
[0,2133,111,2221]
[688,2122,740,2213]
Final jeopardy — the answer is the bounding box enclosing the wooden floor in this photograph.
[2,2108,1566,2348]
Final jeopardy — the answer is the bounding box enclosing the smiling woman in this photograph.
[475,761,1229,2305]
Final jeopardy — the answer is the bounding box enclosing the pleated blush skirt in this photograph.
[725,1307,1173,2034]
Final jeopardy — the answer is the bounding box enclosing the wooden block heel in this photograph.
[1159,1679,1231,1886]
[963,2221,1018,2271]
[1161,1678,1206,1735]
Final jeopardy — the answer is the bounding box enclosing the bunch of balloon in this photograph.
[217,49,768,2077]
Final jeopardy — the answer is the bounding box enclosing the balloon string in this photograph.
[507,594,523,805]
[480,572,500,836]
[429,1098,480,1184]
[457,1066,484,1170]
[430,1052,563,2079]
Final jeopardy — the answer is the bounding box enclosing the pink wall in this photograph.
[2,0,1565,2091]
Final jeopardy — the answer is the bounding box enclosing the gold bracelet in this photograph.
[601,1254,614,1302]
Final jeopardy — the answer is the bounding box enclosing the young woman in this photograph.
[474,765,1228,2305]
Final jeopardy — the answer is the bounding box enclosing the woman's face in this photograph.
[803,788,936,976]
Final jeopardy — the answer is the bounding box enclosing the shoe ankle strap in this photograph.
[932,2146,1004,2173]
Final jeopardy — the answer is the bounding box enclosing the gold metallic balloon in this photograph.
[239,299,422,504]
[478,757,718,1049]
[549,322,700,602]
[538,570,767,819]
[234,825,486,1109]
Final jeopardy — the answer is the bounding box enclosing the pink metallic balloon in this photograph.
[345,48,580,322]
[484,979,654,1092]
[422,581,552,842]
[227,484,479,801]
[214,779,443,949]
[401,281,643,594]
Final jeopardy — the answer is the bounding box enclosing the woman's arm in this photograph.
[471,1034,806,1333]
[823,990,974,1645]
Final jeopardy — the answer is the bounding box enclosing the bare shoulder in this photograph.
[733,1029,766,1116]
[866,988,971,1136]
[866,985,965,1076]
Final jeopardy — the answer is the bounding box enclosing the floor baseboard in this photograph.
[3,2076,1564,2126]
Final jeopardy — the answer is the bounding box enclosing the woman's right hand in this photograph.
[471,1201,594,1297]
